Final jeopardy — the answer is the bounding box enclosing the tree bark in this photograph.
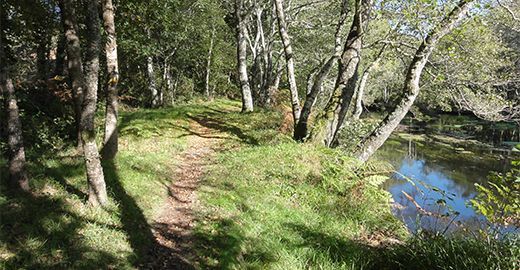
[235,0,254,112]
[293,0,349,141]
[354,0,474,163]
[82,0,108,206]
[258,3,280,107]
[0,15,30,191]
[205,25,216,100]
[147,55,159,108]
[352,43,387,120]
[62,0,108,206]
[320,0,372,147]
[102,0,119,160]
[61,0,84,150]
[163,63,175,105]
[54,1,67,77]
[274,0,301,127]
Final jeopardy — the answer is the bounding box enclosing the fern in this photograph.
[363,175,390,187]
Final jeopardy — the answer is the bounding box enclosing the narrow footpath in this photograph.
[145,119,221,269]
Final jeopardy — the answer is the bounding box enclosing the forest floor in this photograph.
[1,99,516,270]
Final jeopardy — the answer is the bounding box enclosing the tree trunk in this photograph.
[55,1,67,76]
[293,0,349,141]
[355,0,474,163]
[147,55,159,108]
[235,0,254,112]
[164,63,175,105]
[61,0,84,150]
[352,69,368,120]
[294,56,337,141]
[54,34,67,76]
[0,16,30,191]
[258,3,279,107]
[62,0,108,206]
[352,44,387,120]
[82,0,108,207]
[274,0,301,127]
[205,25,216,100]
[320,0,372,147]
[36,29,50,80]
[1,79,30,191]
[102,0,119,160]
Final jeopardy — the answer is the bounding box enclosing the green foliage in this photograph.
[471,161,520,227]
[117,0,236,105]
[374,232,519,270]
[337,119,380,151]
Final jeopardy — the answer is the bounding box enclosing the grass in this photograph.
[193,142,405,269]
[0,100,237,269]
[1,99,518,269]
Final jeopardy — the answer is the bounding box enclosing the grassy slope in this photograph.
[1,99,517,269]
[190,104,405,269]
[0,100,236,269]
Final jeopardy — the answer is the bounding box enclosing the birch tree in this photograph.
[316,0,373,147]
[274,0,301,126]
[205,24,216,99]
[236,0,254,112]
[354,0,474,162]
[294,0,350,141]
[102,0,120,159]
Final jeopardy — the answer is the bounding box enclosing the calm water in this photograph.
[378,131,515,233]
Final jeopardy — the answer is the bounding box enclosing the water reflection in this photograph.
[378,134,512,233]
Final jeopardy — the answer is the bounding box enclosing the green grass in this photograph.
[193,142,406,269]
[0,100,238,269]
[1,99,518,269]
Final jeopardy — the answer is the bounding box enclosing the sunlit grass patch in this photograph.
[194,139,404,269]
[0,100,232,269]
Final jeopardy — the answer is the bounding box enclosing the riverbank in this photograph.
[1,100,517,269]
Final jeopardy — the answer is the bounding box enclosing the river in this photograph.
[377,116,518,233]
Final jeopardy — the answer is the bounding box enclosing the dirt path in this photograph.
[144,119,220,269]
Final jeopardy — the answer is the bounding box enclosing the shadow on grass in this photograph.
[117,103,261,146]
[285,223,377,267]
[0,183,120,269]
[38,161,87,199]
[192,217,276,269]
[0,156,195,269]
[103,159,195,269]
[102,160,155,267]
[187,113,259,146]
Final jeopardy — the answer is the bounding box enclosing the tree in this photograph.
[235,0,254,112]
[317,0,373,147]
[146,28,159,108]
[274,0,301,126]
[62,0,108,206]
[293,0,350,141]
[352,43,387,120]
[102,0,120,160]
[1,9,29,191]
[354,0,475,163]
[61,0,84,149]
[205,24,216,99]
